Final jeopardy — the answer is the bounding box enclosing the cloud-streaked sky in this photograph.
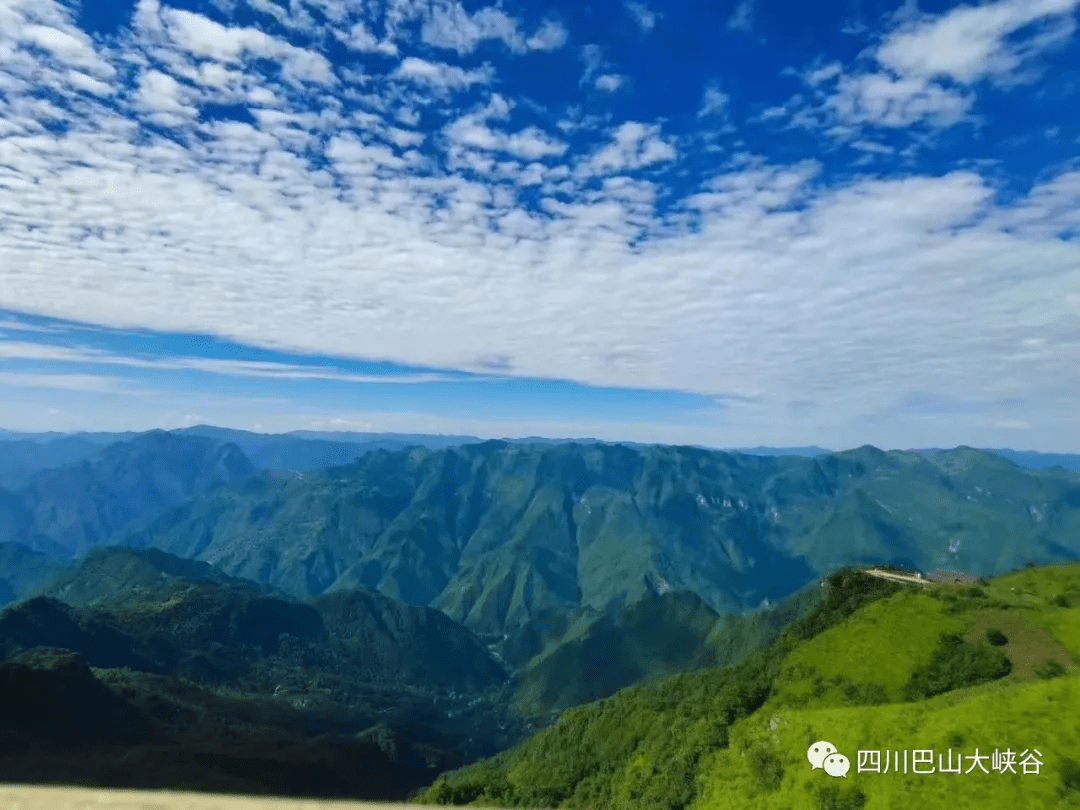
[0,0,1077,451]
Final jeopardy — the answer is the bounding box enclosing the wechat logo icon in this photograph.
[807,741,851,778]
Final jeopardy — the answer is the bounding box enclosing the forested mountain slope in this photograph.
[111,441,1080,642]
[417,564,1080,810]
[0,430,256,559]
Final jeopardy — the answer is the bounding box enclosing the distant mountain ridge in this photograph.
[727,445,833,457]
[2,430,1079,649]
[97,440,1080,646]
[4,425,1076,479]
[0,430,256,559]
[975,447,1080,474]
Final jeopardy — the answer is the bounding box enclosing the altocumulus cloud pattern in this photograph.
[0,0,1078,450]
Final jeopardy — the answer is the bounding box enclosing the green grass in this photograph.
[699,564,1080,808]
[980,566,1080,658]
[771,589,969,707]
[696,675,1080,810]
[413,563,1080,810]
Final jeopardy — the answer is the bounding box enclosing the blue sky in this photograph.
[0,0,1077,451]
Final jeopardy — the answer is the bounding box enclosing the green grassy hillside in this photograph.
[414,563,1080,809]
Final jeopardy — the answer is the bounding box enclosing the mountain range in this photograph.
[4,425,1077,487]
[107,440,1080,644]
[1,427,1079,804]
[0,431,256,558]
[0,539,828,800]
[2,432,1079,642]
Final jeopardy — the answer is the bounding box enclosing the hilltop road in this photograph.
[861,568,933,587]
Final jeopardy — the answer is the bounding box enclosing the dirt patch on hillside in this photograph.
[964,609,1079,679]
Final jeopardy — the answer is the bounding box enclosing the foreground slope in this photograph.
[415,564,1080,809]
[0,648,441,801]
[0,547,523,799]
[0,785,470,810]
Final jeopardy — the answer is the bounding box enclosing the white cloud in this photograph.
[0,320,64,334]
[2,146,1079,448]
[247,86,277,104]
[579,43,619,89]
[877,0,1080,85]
[0,341,89,362]
[327,132,410,174]
[992,419,1033,430]
[0,371,139,392]
[195,61,244,90]
[788,0,1080,134]
[442,104,570,168]
[479,93,512,120]
[580,44,603,78]
[161,9,276,60]
[339,21,399,55]
[687,160,821,213]
[983,170,1080,238]
[133,0,167,36]
[0,340,470,384]
[401,1,567,55]
[63,70,115,97]
[503,128,568,159]
[806,62,843,85]
[0,0,1077,452]
[421,3,524,54]
[161,8,336,85]
[443,117,499,151]
[727,0,754,31]
[513,161,568,187]
[595,74,625,92]
[245,0,315,32]
[582,121,678,175]
[755,104,790,122]
[525,18,568,51]
[19,24,115,79]
[136,69,197,123]
[850,139,895,155]
[624,1,658,32]
[698,83,729,117]
[386,126,425,148]
[393,57,494,90]
[829,72,972,128]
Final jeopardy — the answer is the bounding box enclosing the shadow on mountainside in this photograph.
[0,647,474,801]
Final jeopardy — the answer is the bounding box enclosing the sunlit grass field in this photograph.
[695,565,1080,810]
[699,662,1079,809]
[417,563,1080,809]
